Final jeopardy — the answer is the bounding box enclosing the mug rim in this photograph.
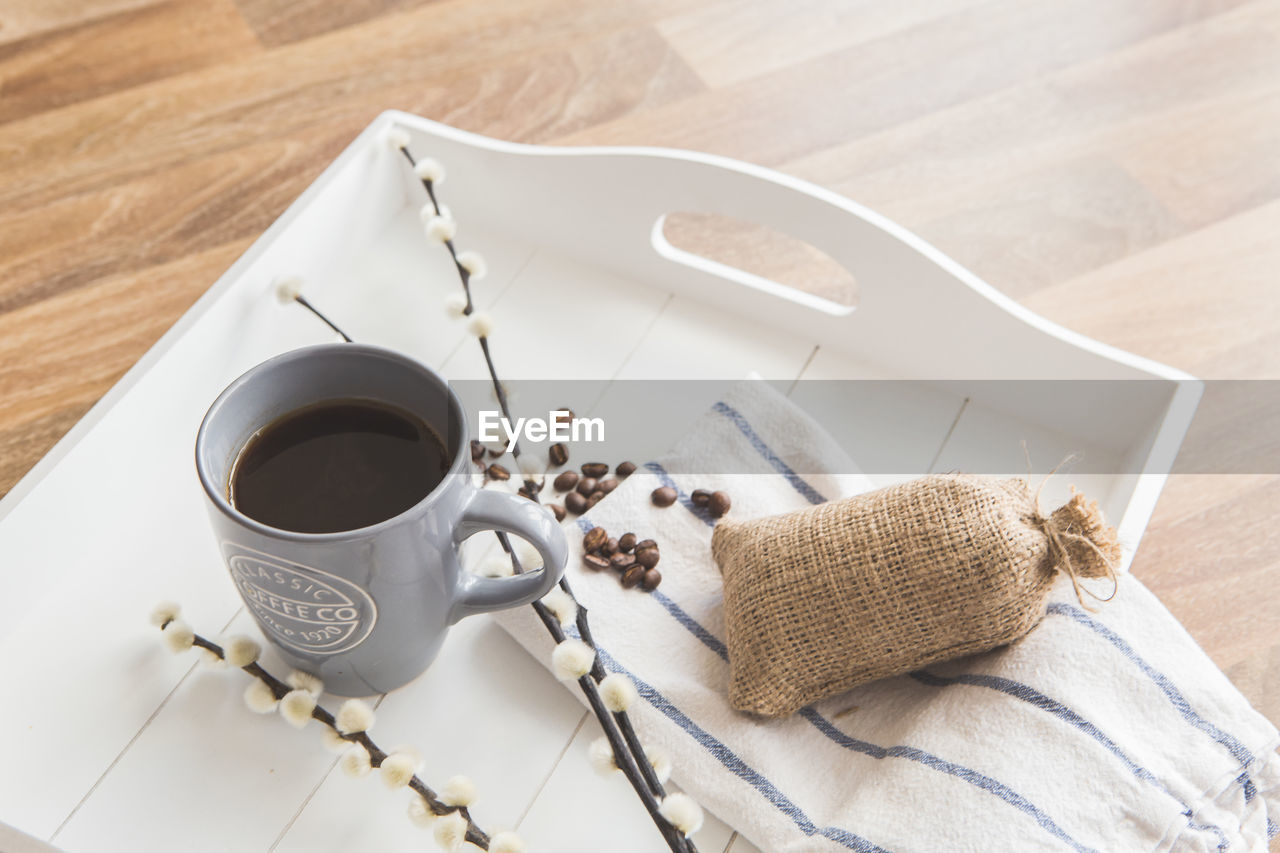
[195,342,471,542]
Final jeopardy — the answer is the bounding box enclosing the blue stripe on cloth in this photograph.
[1267,818,1278,839]
[561,625,892,853]
[911,671,1229,851]
[798,708,1096,853]
[1238,772,1257,804]
[575,516,731,661]
[712,400,827,505]
[1046,602,1256,773]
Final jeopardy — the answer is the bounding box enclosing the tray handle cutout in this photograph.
[652,212,858,317]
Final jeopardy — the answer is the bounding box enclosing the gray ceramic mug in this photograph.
[196,343,567,696]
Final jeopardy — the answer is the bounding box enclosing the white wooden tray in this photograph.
[0,111,1198,853]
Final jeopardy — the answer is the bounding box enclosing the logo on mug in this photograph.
[223,544,377,655]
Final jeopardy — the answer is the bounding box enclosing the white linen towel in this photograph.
[496,381,1280,852]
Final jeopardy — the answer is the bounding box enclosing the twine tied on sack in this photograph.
[1024,449,1121,609]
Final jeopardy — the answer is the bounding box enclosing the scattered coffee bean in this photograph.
[470,440,486,462]
[549,442,569,467]
[583,527,607,552]
[616,461,636,478]
[553,470,579,492]
[709,490,732,518]
[517,485,536,500]
[690,489,712,507]
[586,492,605,509]
[605,537,619,555]
[641,569,662,591]
[651,486,677,507]
[487,464,510,481]
[554,408,575,425]
[621,565,645,589]
[618,532,637,553]
[597,478,619,495]
[488,443,508,459]
[634,539,657,552]
[610,552,636,570]
[577,477,598,497]
[549,504,566,522]
[565,492,588,514]
[583,553,611,571]
[581,462,609,479]
[635,548,660,569]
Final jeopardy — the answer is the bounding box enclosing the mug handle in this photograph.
[448,488,568,623]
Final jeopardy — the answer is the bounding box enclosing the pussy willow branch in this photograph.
[295,295,353,342]
[170,621,490,850]
[401,146,696,853]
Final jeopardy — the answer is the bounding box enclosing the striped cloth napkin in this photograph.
[495,381,1280,852]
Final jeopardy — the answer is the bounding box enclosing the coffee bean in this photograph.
[641,569,662,591]
[581,462,609,479]
[634,539,657,552]
[618,532,637,553]
[554,408,575,425]
[577,477,598,497]
[616,461,636,477]
[489,443,508,459]
[470,440,486,462]
[486,464,510,481]
[635,548,660,569]
[597,478,619,495]
[651,486,677,507]
[549,442,569,467]
[549,504,566,522]
[586,492,605,509]
[553,470,579,492]
[621,565,645,589]
[690,489,712,507]
[605,537,619,555]
[583,527,607,552]
[565,492,588,514]
[610,552,636,570]
[583,553,611,571]
[709,490,732,518]
[517,485,535,500]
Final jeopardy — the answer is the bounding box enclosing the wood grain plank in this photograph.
[0,239,251,497]
[0,0,260,125]
[0,0,162,46]
[0,128,356,315]
[0,0,681,212]
[233,0,423,47]
[1133,474,1280,725]
[553,0,1255,164]
[771,0,1280,295]
[657,0,983,88]
[1020,198,1280,376]
[0,25,701,313]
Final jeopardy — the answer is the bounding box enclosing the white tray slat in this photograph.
[54,612,337,852]
[274,617,586,853]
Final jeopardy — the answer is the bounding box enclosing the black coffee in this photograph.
[230,399,450,534]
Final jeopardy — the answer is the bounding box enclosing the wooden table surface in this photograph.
[1,0,1277,827]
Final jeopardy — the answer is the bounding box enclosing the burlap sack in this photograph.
[710,474,1120,718]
